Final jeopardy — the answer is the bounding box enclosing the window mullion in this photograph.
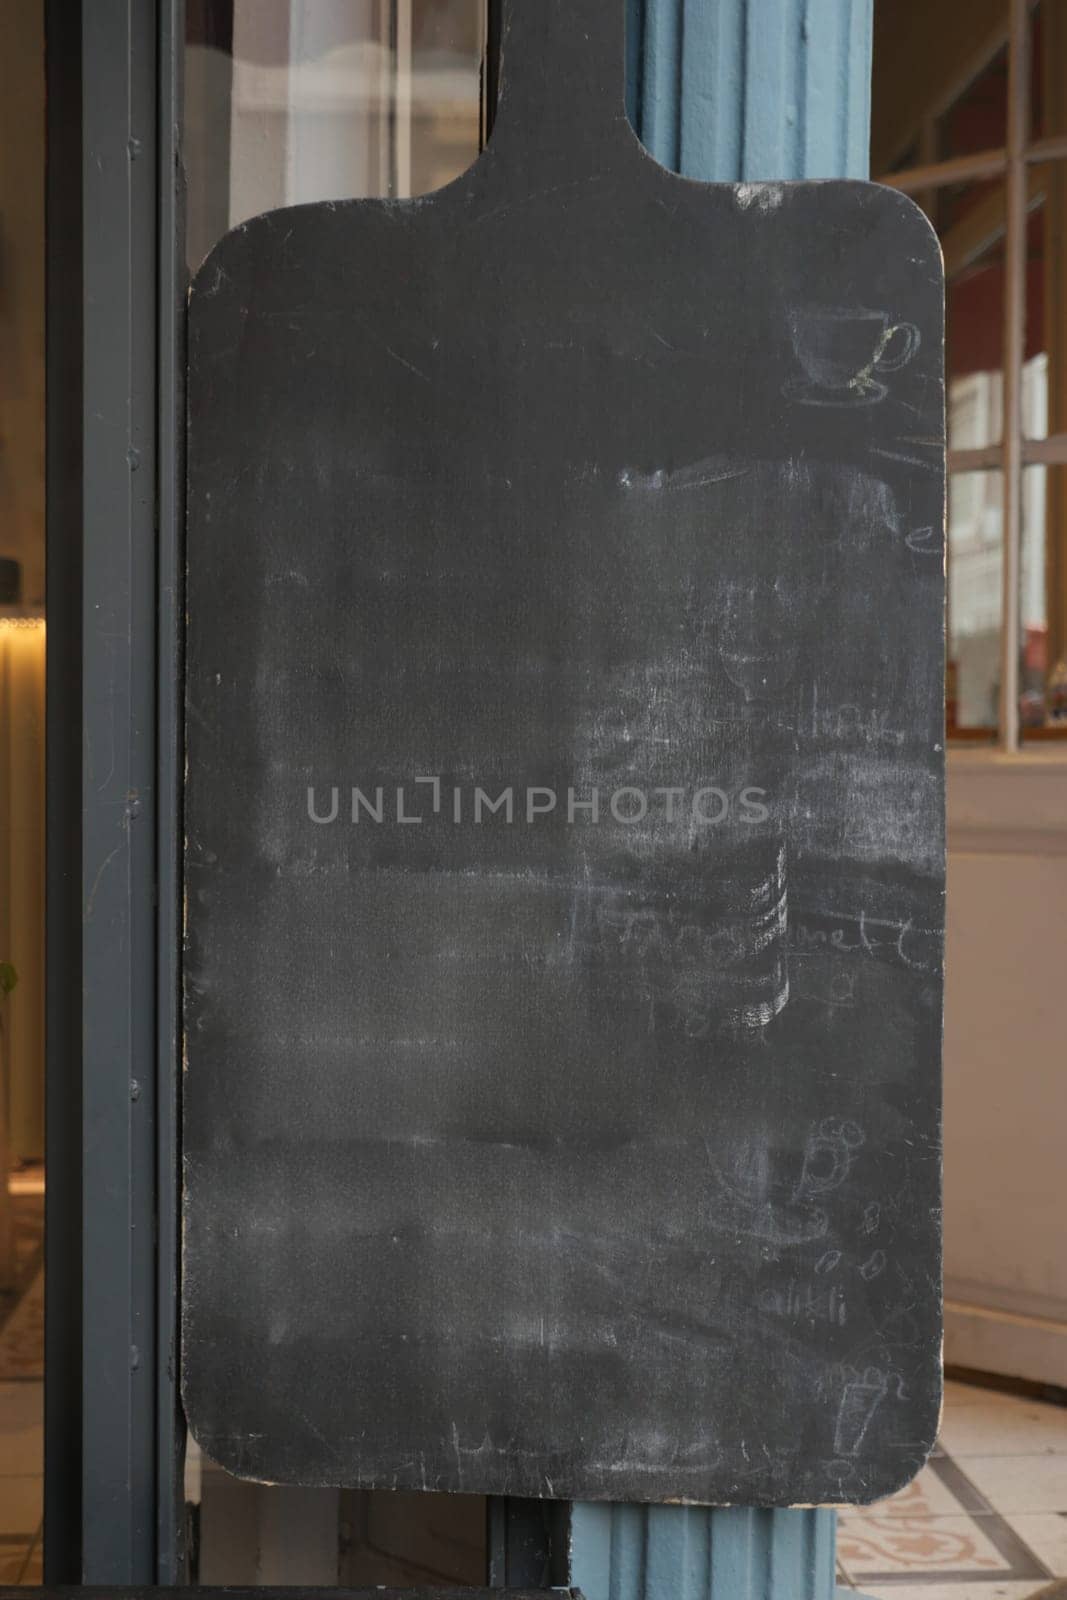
[1027,131,1067,163]
[1023,433,1067,465]
[948,445,1005,473]
[882,147,1006,193]
[999,0,1030,752]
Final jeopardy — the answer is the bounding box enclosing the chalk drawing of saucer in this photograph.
[783,377,887,408]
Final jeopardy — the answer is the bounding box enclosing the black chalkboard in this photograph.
[183,0,945,1506]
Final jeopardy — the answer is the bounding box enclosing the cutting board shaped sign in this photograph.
[183,0,945,1506]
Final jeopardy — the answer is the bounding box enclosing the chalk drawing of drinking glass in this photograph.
[709,461,830,701]
[718,576,802,701]
[784,305,920,406]
[833,1366,891,1456]
[678,836,790,1035]
[705,1116,864,1246]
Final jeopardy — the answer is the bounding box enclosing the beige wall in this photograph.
[944,755,1067,1384]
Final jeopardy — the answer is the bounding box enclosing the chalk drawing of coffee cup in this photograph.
[706,1140,824,1245]
[785,306,921,406]
[793,1117,864,1204]
[706,1115,860,1246]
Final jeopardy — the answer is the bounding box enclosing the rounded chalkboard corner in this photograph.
[851,1452,936,1508]
[842,1380,944,1508]
[179,1377,274,1488]
[187,195,392,316]
[866,179,946,285]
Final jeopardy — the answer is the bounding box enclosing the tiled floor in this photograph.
[838,1379,1067,1599]
[0,1168,44,1584]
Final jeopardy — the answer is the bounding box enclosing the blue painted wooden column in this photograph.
[569,3,873,1598]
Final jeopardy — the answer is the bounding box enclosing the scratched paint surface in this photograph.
[182,2,945,1507]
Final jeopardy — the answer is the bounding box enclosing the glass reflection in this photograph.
[185,0,485,273]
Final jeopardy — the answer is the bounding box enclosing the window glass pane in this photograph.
[1020,463,1067,737]
[937,44,1007,161]
[935,169,1006,239]
[947,466,1067,738]
[1032,0,1055,141]
[408,3,486,196]
[1024,201,1053,441]
[948,471,1003,732]
[870,2,1009,176]
[946,218,1005,451]
[1025,4,1067,441]
[185,0,486,274]
[886,137,921,175]
[0,0,45,1567]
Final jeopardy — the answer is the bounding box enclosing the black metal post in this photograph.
[156,0,187,1581]
[79,0,163,1579]
[44,0,84,1580]
[486,1498,571,1589]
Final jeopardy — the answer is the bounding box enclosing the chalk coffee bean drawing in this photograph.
[858,1248,888,1282]
[784,305,921,406]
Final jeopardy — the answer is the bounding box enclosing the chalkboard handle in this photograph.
[488,0,637,183]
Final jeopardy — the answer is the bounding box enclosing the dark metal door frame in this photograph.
[46,0,185,1581]
[44,0,84,1578]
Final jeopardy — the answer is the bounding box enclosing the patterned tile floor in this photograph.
[838,1379,1067,1600]
[0,1169,44,1584]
